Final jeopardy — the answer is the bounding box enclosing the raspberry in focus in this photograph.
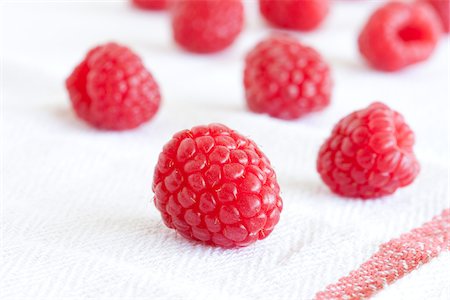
[170,0,244,53]
[244,35,332,120]
[358,2,442,71]
[317,102,420,199]
[132,0,166,10]
[66,43,161,130]
[152,124,283,247]
[259,0,330,31]
[422,0,450,33]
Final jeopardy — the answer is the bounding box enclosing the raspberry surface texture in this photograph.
[152,124,283,247]
[132,0,166,10]
[358,2,442,71]
[422,0,450,32]
[244,35,332,120]
[317,102,420,199]
[66,43,161,130]
[259,0,330,31]
[171,0,244,53]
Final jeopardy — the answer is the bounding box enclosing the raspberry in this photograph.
[244,35,332,120]
[259,0,330,31]
[66,43,161,130]
[171,0,244,53]
[152,124,283,247]
[422,0,450,32]
[132,0,166,10]
[358,2,442,71]
[317,102,420,199]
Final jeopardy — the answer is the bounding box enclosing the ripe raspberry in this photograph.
[358,2,442,71]
[132,0,166,10]
[66,43,161,130]
[422,0,450,32]
[259,0,330,31]
[171,0,244,53]
[317,102,420,199]
[244,35,332,120]
[152,124,283,247]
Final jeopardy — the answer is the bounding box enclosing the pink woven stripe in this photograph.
[315,209,450,300]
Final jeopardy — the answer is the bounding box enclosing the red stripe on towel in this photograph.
[315,209,450,300]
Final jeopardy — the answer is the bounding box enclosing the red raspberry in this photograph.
[317,102,420,199]
[358,2,442,71]
[132,0,166,10]
[244,35,332,120]
[170,0,244,53]
[152,124,283,248]
[66,43,161,130]
[422,0,450,32]
[259,0,330,31]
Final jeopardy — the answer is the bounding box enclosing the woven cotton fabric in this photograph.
[2,1,449,299]
[316,209,450,299]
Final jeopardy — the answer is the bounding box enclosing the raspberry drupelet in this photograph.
[66,43,161,130]
[170,0,244,53]
[244,35,332,120]
[259,0,330,31]
[152,124,283,247]
[358,2,442,71]
[317,102,420,199]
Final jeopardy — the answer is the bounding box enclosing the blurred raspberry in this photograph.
[358,2,442,71]
[317,102,420,199]
[66,43,161,130]
[153,124,283,247]
[171,0,244,53]
[132,0,166,10]
[244,35,332,120]
[422,0,449,32]
[259,0,330,31]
